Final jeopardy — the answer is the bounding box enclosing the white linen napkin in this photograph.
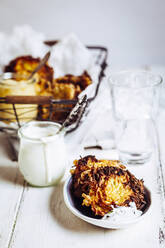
[0,25,48,71]
[0,26,99,82]
[49,33,95,77]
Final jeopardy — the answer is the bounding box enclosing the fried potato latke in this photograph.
[71,156,146,216]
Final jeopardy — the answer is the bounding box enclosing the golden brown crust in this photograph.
[52,82,81,100]
[71,156,146,216]
[38,71,92,121]
[4,57,92,99]
[53,71,92,92]
[4,56,54,91]
[4,56,92,122]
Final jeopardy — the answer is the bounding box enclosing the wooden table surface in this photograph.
[0,66,165,248]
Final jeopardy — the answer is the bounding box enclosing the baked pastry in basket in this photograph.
[4,55,54,94]
[70,156,146,216]
[53,71,92,99]
[4,56,92,122]
[38,71,92,121]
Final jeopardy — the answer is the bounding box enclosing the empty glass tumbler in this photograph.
[109,70,162,164]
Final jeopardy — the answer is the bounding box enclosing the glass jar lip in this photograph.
[0,72,37,86]
[108,70,163,89]
[18,121,65,142]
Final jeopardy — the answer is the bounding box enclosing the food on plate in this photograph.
[0,74,37,122]
[70,156,146,217]
[4,56,92,122]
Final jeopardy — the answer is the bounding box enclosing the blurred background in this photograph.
[0,0,164,68]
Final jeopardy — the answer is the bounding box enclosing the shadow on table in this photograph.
[0,166,24,186]
[49,182,107,233]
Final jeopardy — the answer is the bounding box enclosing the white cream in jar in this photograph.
[0,73,37,122]
[18,121,66,186]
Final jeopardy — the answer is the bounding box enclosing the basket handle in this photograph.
[5,95,53,104]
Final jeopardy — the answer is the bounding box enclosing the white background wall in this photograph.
[0,0,165,67]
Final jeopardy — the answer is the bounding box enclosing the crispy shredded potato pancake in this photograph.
[71,156,146,216]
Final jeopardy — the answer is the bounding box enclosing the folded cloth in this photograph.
[66,78,115,153]
[0,25,48,70]
[0,26,99,83]
[49,33,95,78]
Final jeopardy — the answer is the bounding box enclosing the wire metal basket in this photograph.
[0,43,108,132]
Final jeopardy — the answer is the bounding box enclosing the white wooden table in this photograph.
[0,66,165,248]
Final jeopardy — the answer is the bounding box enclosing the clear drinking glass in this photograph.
[109,70,162,164]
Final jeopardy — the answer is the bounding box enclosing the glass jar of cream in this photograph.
[0,73,38,122]
[18,121,66,187]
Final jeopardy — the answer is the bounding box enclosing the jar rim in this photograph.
[108,70,163,89]
[18,121,65,142]
[0,72,37,86]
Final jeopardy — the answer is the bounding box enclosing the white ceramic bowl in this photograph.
[63,176,151,229]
